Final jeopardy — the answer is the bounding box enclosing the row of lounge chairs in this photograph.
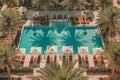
[93,54,105,68]
[16,54,105,68]
[78,16,89,24]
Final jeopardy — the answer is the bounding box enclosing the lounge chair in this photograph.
[19,55,25,67]
[46,55,50,64]
[69,55,73,63]
[37,55,41,64]
[30,55,34,65]
[62,55,67,63]
[54,55,57,62]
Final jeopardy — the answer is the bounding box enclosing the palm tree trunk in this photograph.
[73,7,76,21]
[108,28,112,42]
[111,68,115,78]
[43,4,47,21]
[6,64,12,80]
[9,29,13,43]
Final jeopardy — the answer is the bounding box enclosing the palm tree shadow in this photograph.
[59,30,88,53]
[30,30,58,53]
[91,33,103,47]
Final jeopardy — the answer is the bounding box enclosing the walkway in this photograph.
[23,55,31,67]
[88,54,94,68]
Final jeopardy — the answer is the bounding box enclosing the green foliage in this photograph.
[0,44,20,80]
[0,44,21,69]
[60,0,87,10]
[33,61,88,80]
[96,7,120,42]
[32,0,58,10]
[94,0,113,10]
[103,42,120,76]
[0,9,24,32]
[0,0,19,7]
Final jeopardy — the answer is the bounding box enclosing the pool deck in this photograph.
[15,8,119,80]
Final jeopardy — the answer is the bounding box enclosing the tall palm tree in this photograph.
[94,0,112,11]
[0,9,24,41]
[103,42,120,78]
[0,0,19,7]
[32,0,58,20]
[96,7,120,43]
[60,0,87,21]
[0,44,20,80]
[33,61,88,80]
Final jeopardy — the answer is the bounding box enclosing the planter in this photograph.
[87,68,111,75]
[11,68,34,73]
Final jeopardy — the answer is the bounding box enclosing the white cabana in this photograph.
[93,48,104,55]
[30,47,41,55]
[62,46,73,54]
[78,47,89,54]
[19,48,26,54]
[46,46,57,54]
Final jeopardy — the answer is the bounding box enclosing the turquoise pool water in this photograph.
[19,22,103,54]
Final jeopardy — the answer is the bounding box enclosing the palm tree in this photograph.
[0,0,19,7]
[94,0,112,11]
[103,42,120,78]
[33,61,88,80]
[31,29,58,53]
[0,9,24,41]
[32,0,58,20]
[60,0,87,21]
[96,7,120,43]
[0,44,20,80]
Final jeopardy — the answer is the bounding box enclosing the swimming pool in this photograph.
[19,22,103,54]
